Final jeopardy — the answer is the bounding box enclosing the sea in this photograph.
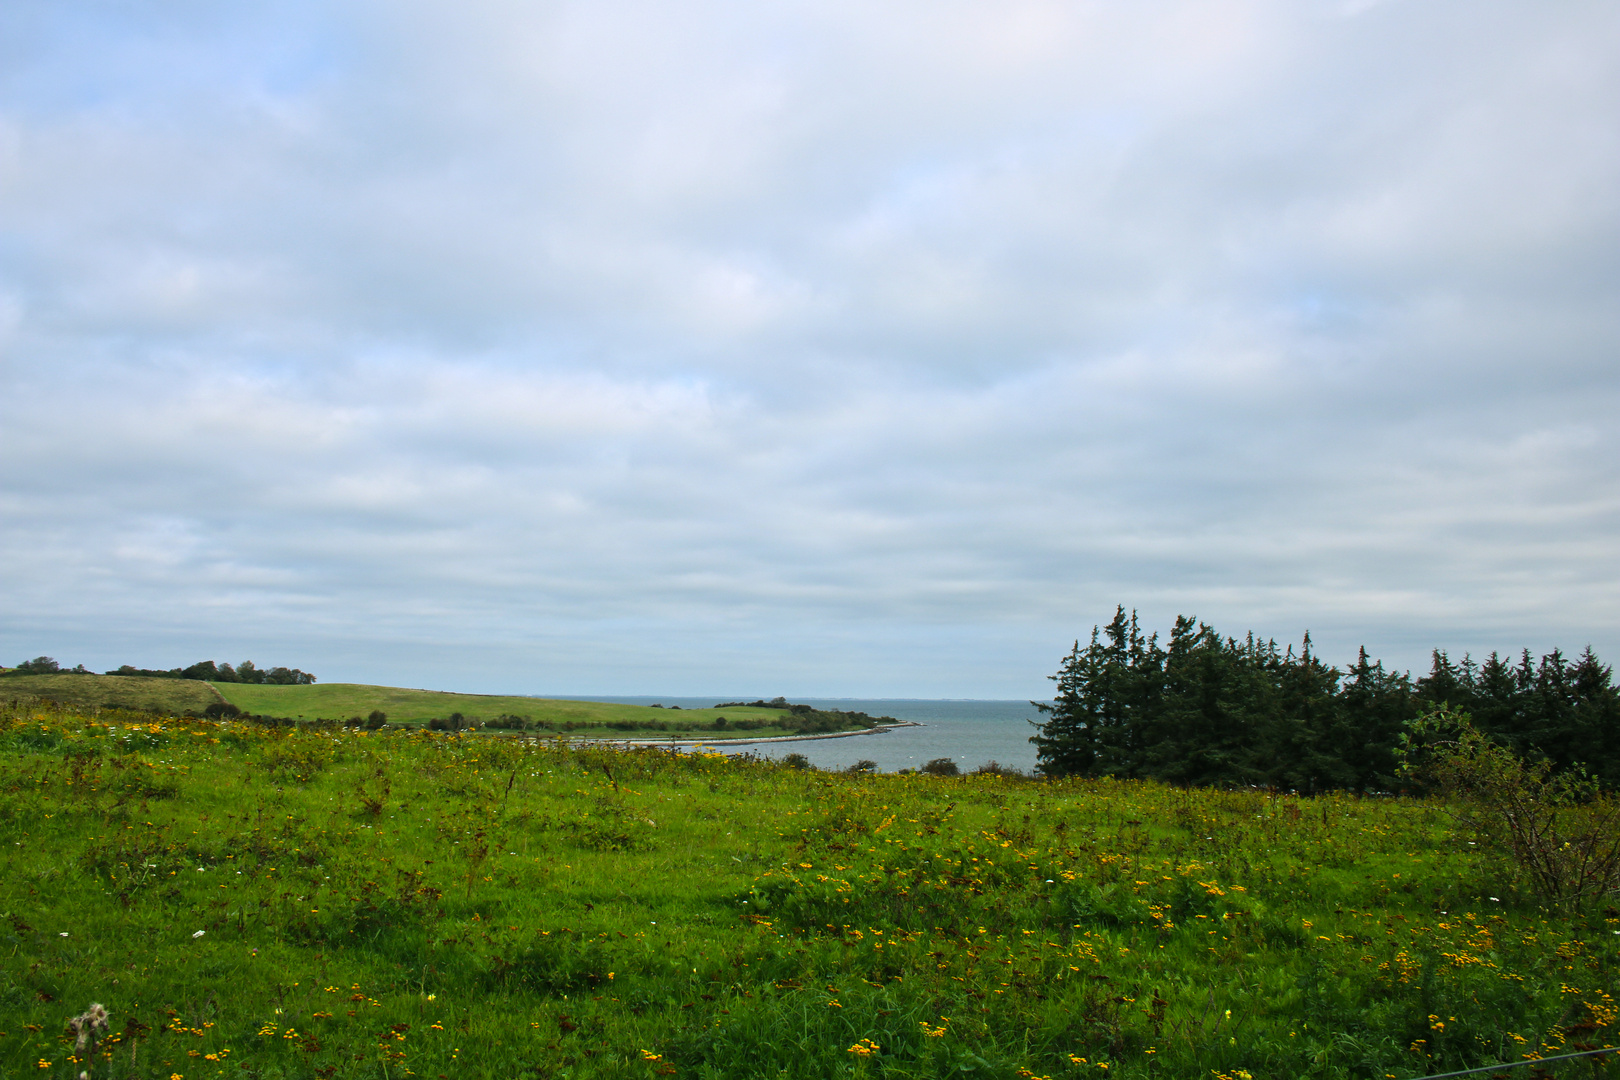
[563,697,1044,774]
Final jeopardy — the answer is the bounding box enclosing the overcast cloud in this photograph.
[2,0,1616,696]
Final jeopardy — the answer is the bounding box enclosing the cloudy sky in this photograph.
[2,0,1616,697]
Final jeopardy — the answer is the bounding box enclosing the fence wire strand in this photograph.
[1410,1045,1617,1080]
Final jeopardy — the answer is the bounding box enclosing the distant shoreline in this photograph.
[578,719,922,748]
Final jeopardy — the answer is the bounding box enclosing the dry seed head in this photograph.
[70,1002,109,1052]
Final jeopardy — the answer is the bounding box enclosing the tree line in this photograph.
[5,656,316,685]
[1031,608,1620,791]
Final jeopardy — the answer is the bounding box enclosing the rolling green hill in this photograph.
[211,681,853,735]
[0,673,880,738]
[0,672,222,714]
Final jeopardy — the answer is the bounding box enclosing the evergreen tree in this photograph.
[1266,634,1348,792]
[1030,637,1099,777]
[1033,609,1618,790]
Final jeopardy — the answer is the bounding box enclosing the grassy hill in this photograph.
[0,674,881,738]
[1,703,1613,1079]
[0,672,221,714]
[214,682,882,737]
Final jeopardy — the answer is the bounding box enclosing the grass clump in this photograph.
[0,702,1615,1079]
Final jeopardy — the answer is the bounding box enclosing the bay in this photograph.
[562,696,1045,774]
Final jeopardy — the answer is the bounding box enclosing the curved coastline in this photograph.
[573,719,922,748]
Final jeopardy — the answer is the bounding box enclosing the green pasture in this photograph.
[0,673,221,715]
[0,674,848,736]
[0,702,1615,1080]
[212,683,807,731]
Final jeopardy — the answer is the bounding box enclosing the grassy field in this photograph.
[211,683,802,732]
[0,674,221,715]
[0,676,881,739]
[1,701,1615,1080]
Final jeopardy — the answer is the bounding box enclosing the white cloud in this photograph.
[1,0,1616,693]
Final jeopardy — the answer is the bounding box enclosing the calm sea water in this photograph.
[562,697,1044,774]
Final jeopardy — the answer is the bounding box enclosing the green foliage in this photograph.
[2,701,1617,1080]
[1415,646,1620,789]
[1399,705,1620,905]
[1034,607,1620,791]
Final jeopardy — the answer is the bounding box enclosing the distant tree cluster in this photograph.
[105,660,316,684]
[5,657,89,675]
[711,700,901,733]
[714,697,814,715]
[2,656,319,683]
[1033,607,1620,792]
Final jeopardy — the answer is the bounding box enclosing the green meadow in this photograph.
[1,702,1615,1080]
[211,684,801,733]
[0,676,878,738]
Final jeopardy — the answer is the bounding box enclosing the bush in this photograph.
[203,702,242,720]
[367,710,388,729]
[921,757,960,777]
[1400,705,1620,905]
[780,753,811,770]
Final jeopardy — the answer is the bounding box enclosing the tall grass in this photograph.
[0,702,1614,1079]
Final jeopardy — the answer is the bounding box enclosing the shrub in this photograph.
[367,709,388,729]
[780,752,811,770]
[921,757,960,777]
[1400,705,1620,904]
[485,714,532,730]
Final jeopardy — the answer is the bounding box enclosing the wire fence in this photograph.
[1410,1046,1618,1080]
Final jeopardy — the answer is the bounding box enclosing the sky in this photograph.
[2,0,1617,698]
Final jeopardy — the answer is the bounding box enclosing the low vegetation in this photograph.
[2,701,1615,1080]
